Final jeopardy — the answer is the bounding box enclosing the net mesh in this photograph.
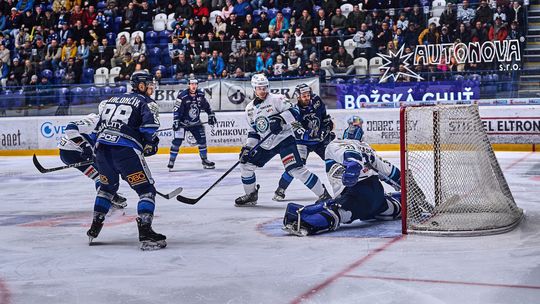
[402,104,523,236]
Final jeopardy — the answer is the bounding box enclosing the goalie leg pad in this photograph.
[283,201,341,236]
[375,192,402,221]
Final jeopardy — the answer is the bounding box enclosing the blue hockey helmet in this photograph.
[343,116,364,141]
[131,71,155,93]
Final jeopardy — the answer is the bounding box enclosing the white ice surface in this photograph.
[0,152,539,304]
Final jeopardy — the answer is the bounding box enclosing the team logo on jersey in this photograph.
[189,103,200,120]
[126,171,148,186]
[227,85,246,104]
[255,116,269,133]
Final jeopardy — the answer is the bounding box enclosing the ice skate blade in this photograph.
[203,165,215,169]
[272,195,285,201]
[88,236,95,245]
[234,201,257,207]
[282,224,308,237]
[140,240,167,251]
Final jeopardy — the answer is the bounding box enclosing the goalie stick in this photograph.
[33,154,182,199]
[365,162,401,191]
[176,133,273,205]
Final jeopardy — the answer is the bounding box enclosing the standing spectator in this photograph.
[207,49,225,78]
[476,0,494,26]
[111,35,133,68]
[507,1,525,29]
[440,3,457,31]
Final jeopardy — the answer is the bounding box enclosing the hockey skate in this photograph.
[272,187,286,201]
[87,212,106,244]
[201,158,215,169]
[167,160,175,171]
[110,193,127,209]
[235,185,260,207]
[137,215,167,251]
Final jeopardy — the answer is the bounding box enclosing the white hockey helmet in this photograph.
[251,74,269,89]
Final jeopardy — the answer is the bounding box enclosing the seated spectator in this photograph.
[0,43,10,66]
[154,69,163,84]
[131,34,146,57]
[193,0,210,18]
[214,15,227,35]
[136,53,150,71]
[321,27,339,60]
[458,0,476,27]
[455,23,472,44]
[111,35,133,67]
[476,0,493,27]
[76,38,89,68]
[0,58,8,80]
[353,23,374,59]
[5,72,20,90]
[241,14,255,34]
[272,54,286,77]
[331,8,347,38]
[212,0,225,11]
[440,3,457,32]
[489,17,508,41]
[135,1,153,31]
[332,46,353,75]
[60,37,77,68]
[440,26,453,44]
[44,39,61,71]
[296,10,313,36]
[255,48,273,74]
[175,0,193,27]
[232,0,251,21]
[286,50,302,76]
[256,11,270,36]
[63,58,79,84]
[98,38,114,69]
[407,5,424,28]
[471,21,488,43]
[231,67,245,78]
[122,2,136,31]
[207,49,225,78]
[193,50,209,74]
[269,11,289,35]
[194,16,213,41]
[117,52,136,82]
[175,52,193,79]
[418,23,440,45]
[221,0,234,20]
[494,6,507,22]
[396,13,408,31]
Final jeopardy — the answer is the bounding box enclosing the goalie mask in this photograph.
[251,74,269,99]
[343,116,364,141]
[294,83,312,107]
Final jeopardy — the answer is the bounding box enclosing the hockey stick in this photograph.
[176,133,273,205]
[33,154,94,173]
[156,187,184,199]
[157,121,208,132]
[365,162,401,191]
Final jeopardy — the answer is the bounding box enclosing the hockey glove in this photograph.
[143,137,160,157]
[172,120,180,131]
[79,141,94,160]
[322,131,336,145]
[239,146,254,164]
[208,113,217,125]
[342,159,362,187]
[269,115,285,135]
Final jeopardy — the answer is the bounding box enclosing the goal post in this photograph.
[399,104,524,236]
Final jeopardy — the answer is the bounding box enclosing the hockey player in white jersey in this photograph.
[58,106,127,208]
[235,74,331,207]
[283,116,402,236]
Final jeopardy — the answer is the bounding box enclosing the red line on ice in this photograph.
[0,278,11,304]
[289,236,403,304]
[342,274,540,290]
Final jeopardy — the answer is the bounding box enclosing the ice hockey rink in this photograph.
[0,151,539,304]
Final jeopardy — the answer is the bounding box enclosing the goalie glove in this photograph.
[342,159,362,187]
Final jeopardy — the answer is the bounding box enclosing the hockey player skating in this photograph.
[87,71,167,250]
[273,83,335,201]
[235,74,331,207]
[283,116,402,236]
[168,78,217,170]
[58,109,127,209]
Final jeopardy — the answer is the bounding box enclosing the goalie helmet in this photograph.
[343,116,364,141]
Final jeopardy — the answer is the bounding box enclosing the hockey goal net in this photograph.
[399,104,523,236]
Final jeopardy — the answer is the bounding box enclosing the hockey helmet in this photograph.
[294,83,313,106]
[131,70,155,93]
[343,116,364,141]
[251,73,269,88]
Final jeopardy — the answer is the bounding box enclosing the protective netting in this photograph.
[401,104,523,236]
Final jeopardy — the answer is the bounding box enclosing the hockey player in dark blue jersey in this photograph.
[282,116,402,236]
[168,78,217,170]
[58,108,127,209]
[87,71,167,250]
[273,84,335,201]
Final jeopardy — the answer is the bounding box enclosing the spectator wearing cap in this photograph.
[232,0,251,21]
[11,57,23,79]
[83,5,97,27]
[44,39,61,70]
[5,8,21,36]
[457,0,475,27]
[60,37,77,68]
[207,49,225,78]
[489,16,508,41]
[440,26,453,44]
[112,35,133,68]
[256,11,269,37]
[135,1,154,31]
[193,0,210,18]
[269,11,289,35]
[116,52,136,82]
